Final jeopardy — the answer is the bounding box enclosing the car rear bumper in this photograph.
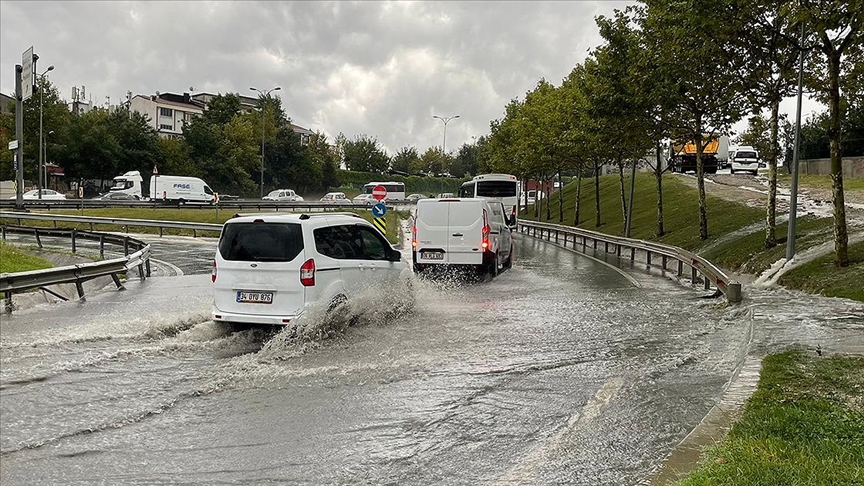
[211,307,302,326]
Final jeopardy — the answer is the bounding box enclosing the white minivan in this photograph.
[730,146,760,175]
[150,175,215,203]
[412,198,514,278]
[212,213,413,326]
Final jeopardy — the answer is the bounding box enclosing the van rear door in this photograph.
[445,200,484,265]
[415,200,451,264]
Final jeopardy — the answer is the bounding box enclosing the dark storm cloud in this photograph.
[1,1,626,154]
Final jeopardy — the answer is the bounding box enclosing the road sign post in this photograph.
[15,63,25,209]
[371,186,388,235]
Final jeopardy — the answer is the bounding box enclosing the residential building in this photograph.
[1,93,13,115]
[130,92,204,138]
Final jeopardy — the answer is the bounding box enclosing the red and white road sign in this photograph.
[152,165,159,175]
[372,185,387,201]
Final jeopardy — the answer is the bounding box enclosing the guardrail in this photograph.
[518,220,742,303]
[1,211,223,237]
[1,225,153,313]
[0,199,414,212]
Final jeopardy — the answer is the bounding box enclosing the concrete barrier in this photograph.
[800,157,864,178]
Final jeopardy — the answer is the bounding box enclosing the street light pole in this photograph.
[250,86,281,198]
[433,114,460,155]
[37,64,54,200]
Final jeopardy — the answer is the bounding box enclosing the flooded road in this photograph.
[1,232,859,484]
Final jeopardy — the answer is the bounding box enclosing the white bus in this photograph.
[362,181,406,201]
[459,173,520,227]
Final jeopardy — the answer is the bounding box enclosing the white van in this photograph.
[212,213,413,326]
[730,146,760,175]
[149,175,215,203]
[412,198,514,277]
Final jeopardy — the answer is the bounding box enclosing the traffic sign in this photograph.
[373,217,387,236]
[372,185,387,201]
[152,164,158,175]
[372,202,387,218]
[22,46,34,101]
[8,140,18,150]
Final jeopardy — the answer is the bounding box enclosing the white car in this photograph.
[352,194,377,205]
[320,192,350,204]
[263,189,304,202]
[412,198,514,278]
[730,147,760,175]
[211,213,414,326]
[9,189,67,200]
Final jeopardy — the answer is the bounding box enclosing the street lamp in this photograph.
[37,64,54,199]
[433,114,460,155]
[250,86,281,198]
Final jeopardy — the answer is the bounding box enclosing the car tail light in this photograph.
[412,224,418,248]
[482,209,490,249]
[211,260,217,283]
[300,258,315,287]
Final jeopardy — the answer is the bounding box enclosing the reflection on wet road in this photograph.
[1,232,861,485]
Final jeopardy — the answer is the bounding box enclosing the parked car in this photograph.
[436,193,455,198]
[406,194,425,202]
[10,189,67,200]
[211,213,414,326]
[263,189,304,202]
[320,192,350,204]
[412,198,514,278]
[94,192,139,201]
[352,194,377,205]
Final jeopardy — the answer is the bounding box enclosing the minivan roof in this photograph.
[227,213,364,224]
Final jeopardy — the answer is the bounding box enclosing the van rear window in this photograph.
[218,222,303,262]
[736,151,757,159]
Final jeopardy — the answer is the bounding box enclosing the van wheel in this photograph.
[503,244,514,270]
[327,295,356,329]
[730,168,736,174]
[488,252,499,278]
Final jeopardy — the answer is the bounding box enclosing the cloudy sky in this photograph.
[1,1,821,155]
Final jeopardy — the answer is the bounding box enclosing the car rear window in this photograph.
[218,222,303,262]
[736,151,757,159]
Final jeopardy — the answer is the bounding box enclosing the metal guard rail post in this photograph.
[517,220,742,303]
[1,225,152,313]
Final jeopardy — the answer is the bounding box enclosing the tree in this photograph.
[737,114,775,158]
[794,0,864,266]
[417,147,447,176]
[641,0,747,240]
[307,132,340,189]
[452,143,480,178]
[343,135,389,173]
[391,146,420,174]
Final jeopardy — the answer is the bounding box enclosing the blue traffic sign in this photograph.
[372,202,387,218]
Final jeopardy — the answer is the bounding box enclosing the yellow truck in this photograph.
[669,135,729,174]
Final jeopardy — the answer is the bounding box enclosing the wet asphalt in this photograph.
[1,231,861,485]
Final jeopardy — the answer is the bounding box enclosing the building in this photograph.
[130,90,316,143]
[130,92,204,139]
[0,93,14,115]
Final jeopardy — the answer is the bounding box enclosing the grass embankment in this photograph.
[1,207,404,244]
[524,173,863,301]
[0,242,53,273]
[778,173,864,193]
[676,350,864,485]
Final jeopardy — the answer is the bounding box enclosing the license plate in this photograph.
[236,291,273,304]
[421,251,444,260]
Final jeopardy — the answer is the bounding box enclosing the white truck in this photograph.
[149,175,216,203]
[109,171,144,199]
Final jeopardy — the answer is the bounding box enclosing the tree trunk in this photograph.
[534,172,541,219]
[695,127,708,240]
[545,176,552,221]
[617,156,627,224]
[594,161,602,227]
[522,178,528,210]
[765,100,779,248]
[557,167,563,223]
[655,142,665,237]
[574,167,583,226]
[827,50,849,266]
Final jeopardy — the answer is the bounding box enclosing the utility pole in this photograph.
[786,22,806,261]
[15,64,24,209]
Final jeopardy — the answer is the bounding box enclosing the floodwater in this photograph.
[1,232,861,485]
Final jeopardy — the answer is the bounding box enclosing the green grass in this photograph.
[1,207,404,244]
[777,173,864,193]
[523,173,765,252]
[779,240,864,301]
[0,242,54,273]
[676,349,864,486]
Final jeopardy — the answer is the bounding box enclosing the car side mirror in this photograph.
[508,214,517,226]
[388,248,402,262]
